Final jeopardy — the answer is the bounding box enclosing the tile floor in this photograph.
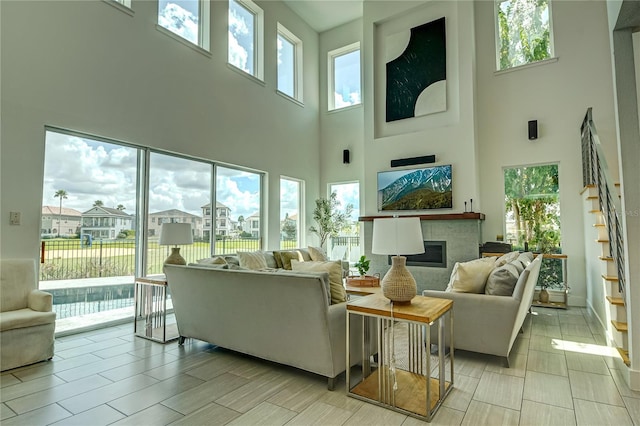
[1,306,639,425]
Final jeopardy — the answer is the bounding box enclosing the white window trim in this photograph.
[276,23,303,103]
[103,0,134,16]
[280,176,305,248]
[157,0,210,52]
[493,0,555,72]
[229,0,264,81]
[327,41,361,111]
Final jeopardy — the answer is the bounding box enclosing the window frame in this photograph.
[327,42,362,111]
[156,0,211,53]
[276,23,303,103]
[493,0,555,72]
[228,0,264,81]
[280,176,304,249]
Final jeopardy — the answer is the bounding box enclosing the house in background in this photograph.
[246,212,260,238]
[41,206,82,237]
[81,206,133,240]
[201,202,233,238]
[148,209,203,238]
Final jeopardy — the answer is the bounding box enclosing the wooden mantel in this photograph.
[358,212,485,221]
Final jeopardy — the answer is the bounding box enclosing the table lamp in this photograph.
[159,223,193,266]
[372,216,425,304]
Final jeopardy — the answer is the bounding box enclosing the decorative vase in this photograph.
[539,288,550,303]
[381,256,417,304]
[164,247,186,266]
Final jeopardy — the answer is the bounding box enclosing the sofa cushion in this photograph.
[279,250,305,270]
[237,251,268,270]
[224,256,240,266]
[447,257,496,293]
[485,262,521,296]
[263,252,279,269]
[291,260,346,304]
[308,246,328,261]
[196,256,227,265]
[495,251,519,268]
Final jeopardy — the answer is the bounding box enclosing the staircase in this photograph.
[581,108,629,366]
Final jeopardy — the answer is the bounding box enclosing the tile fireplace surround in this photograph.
[361,213,484,293]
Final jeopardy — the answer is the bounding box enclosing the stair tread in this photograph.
[597,239,610,243]
[607,296,624,305]
[589,209,602,214]
[593,223,606,227]
[586,195,598,200]
[602,274,619,281]
[617,347,630,366]
[599,256,614,261]
[611,320,628,332]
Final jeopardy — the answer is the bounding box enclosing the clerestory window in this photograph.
[157,0,210,51]
[228,0,264,81]
[277,23,303,102]
[328,42,361,111]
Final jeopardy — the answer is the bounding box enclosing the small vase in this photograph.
[539,288,550,303]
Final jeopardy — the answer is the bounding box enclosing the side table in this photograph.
[134,275,179,343]
[347,293,454,422]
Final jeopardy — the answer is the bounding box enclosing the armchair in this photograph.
[1,259,56,371]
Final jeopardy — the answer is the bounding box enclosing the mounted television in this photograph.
[377,164,452,211]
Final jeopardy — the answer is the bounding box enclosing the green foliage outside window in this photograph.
[497,0,552,70]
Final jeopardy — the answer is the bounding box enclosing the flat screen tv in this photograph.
[377,164,452,211]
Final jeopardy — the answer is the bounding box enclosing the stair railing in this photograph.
[581,107,626,303]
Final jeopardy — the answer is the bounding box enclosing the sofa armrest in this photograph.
[28,289,53,312]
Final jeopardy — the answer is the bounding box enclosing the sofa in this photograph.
[422,252,542,366]
[164,261,376,390]
[1,259,56,371]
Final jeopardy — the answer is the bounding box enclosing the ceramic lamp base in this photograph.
[381,256,417,304]
[164,247,186,266]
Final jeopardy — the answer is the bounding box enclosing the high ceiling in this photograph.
[282,0,363,33]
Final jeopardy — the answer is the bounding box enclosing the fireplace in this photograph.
[388,240,447,268]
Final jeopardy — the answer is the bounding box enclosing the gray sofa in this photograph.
[422,254,542,366]
[164,264,375,389]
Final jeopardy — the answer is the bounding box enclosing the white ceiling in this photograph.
[282,0,364,33]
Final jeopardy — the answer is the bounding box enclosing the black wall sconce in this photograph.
[528,120,538,140]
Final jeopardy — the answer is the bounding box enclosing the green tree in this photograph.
[498,0,550,70]
[309,192,354,249]
[237,215,245,231]
[54,189,68,237]
[116,204,125,211]
[281,213,297,240]
[93,200,104,207]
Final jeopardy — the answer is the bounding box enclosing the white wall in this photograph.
[0,0,321,259]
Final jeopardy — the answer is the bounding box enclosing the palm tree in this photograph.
[54,189,68,237]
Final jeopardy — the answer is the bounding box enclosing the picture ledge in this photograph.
[358,213,485,221]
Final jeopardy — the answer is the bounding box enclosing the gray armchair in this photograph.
[1,259,56,371]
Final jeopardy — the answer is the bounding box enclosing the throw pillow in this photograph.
[485,262,521,296]
[263,252,278,269]
[271,251,285,269]
[291,259,347,304]
[494,251,519,268]
[237,251,268,270]
[308,246,328,261]
[449,257,497,293]
[280,250,304,270]
[517,252,534,268]
[197,256,227,265]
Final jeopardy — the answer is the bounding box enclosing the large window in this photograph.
[328,42,361,111]
[216,165,263,252]
[277,23,303,101]
[280,177,302,249]
[228,0,264,80]
[328,182,360,260]
[157,0,210,50]
[495,0,554,71]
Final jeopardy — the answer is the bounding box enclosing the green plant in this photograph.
[354,255,370,276]
[309,192,354,248]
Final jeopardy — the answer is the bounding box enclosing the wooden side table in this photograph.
[134,275,179,343]
[347,293,454,422]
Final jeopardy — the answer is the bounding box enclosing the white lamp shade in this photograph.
[372,217,424,256]
[159,223,193,246]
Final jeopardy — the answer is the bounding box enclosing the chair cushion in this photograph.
[0,309,56,332]
[1,259,38,312]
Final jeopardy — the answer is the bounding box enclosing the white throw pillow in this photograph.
[449,257,497,293]
[494,251,519,268]
[237,251,268,270]
[291,259,346,304]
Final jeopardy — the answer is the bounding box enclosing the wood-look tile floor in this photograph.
[2,307,639,425]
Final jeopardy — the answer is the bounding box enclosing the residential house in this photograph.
[246,212,260,239]
[81,206,133,240]
[201,201,233,238]
[41,206,82,238]
[148,209,203,238]
[1,0,638,396]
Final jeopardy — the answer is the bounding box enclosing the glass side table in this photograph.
[134,275,179,343]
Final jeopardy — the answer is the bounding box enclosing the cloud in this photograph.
[280,178,300,219]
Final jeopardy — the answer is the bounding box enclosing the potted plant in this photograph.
[354,255,370,276]
[309,192,353,249]
[348,255,380,287]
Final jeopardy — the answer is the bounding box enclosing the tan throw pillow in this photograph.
[291,260,346,304]
[308,246,328,261]
[197,256,227,265]
[280,250,304,270]
[237,251,268,270]
[485,262,521,296]
[449,257,497,293]
[494,251,519,268]
[271,251,285,269]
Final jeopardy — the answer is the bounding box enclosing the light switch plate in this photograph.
[10,211,20,225]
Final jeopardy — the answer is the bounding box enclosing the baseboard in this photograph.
[630,367,640,391]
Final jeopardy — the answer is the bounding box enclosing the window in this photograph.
[112,0,131,7]
[495,0,553,71]
[228,0,264,80]
[328,42,361,111]
[328,182,360,260]
[216,165,263,250]
[277,23,303,101]
[158,0,210,50]
[280,177,302,249]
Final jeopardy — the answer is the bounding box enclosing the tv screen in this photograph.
[377,164,452,211]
